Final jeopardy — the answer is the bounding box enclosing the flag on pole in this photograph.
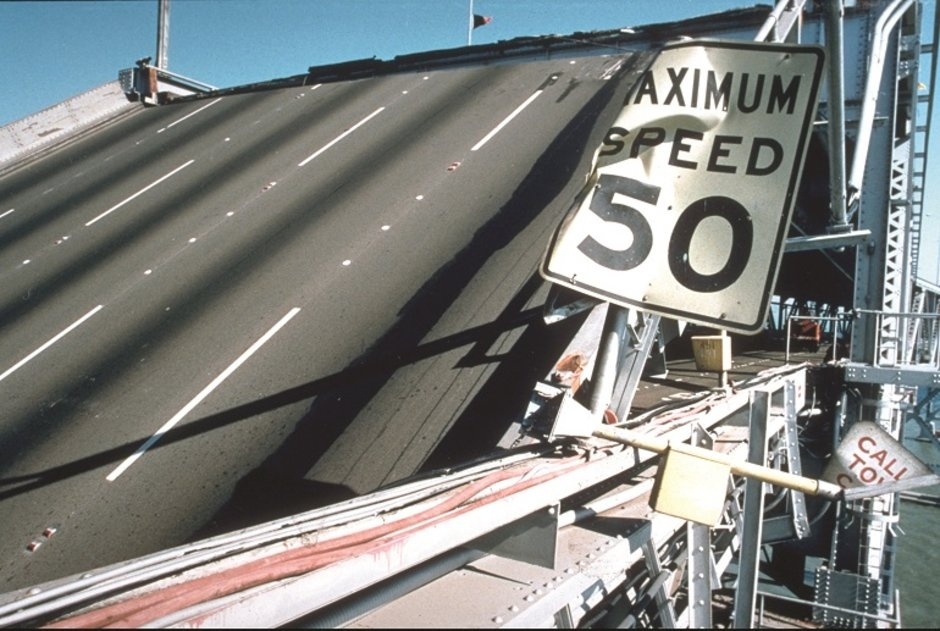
[473,14,492,28]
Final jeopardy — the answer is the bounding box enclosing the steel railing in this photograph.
[857,308,940,368]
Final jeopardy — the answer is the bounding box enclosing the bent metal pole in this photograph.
[592,425,845,501]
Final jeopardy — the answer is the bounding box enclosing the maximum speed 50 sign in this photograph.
[541,40,824,333]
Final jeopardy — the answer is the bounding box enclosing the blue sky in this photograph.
[1,0,749,127]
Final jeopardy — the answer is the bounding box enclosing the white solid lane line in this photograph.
[0,305,104,384]
[157,98,223,133]
[85,159,195,227]
[471,90,544,152]
[0,208,14,219]
[106,307,302,482]
[298,107,385,167]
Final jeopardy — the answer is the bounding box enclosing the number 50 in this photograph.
[577,173,753,293]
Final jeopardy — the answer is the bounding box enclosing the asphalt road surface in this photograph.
[0,54,640,591]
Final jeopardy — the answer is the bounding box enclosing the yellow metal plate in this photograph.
[650,445,731,526]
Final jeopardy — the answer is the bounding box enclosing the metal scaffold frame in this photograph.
[0,366,818,628]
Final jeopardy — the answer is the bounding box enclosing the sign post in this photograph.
[541,40,824,333]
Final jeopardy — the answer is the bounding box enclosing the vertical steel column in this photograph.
[826,0,849,228]
[687,522,714,628]
[846,0,914,211]
[156,0,170,69]
[732,389,770,629]
[783,381,811,538]
[688,421,715,628]
[850,3,905,363]
[467,0,474,46]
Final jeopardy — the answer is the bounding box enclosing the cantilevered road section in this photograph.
[0,54,645,590]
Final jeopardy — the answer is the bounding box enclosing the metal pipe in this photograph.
[826,0,850,228]
[149,67,217,91]
[588,305,630,415]
[755,0,788,42]
[846,0,915,214]
[755,0,808,43]
[298,547,485,628]
[592,425,845,500]
[560,478,655,527]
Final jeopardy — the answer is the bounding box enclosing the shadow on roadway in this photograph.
[1,59,646,544]
[192,64,643,535]
[0,304,542,503]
